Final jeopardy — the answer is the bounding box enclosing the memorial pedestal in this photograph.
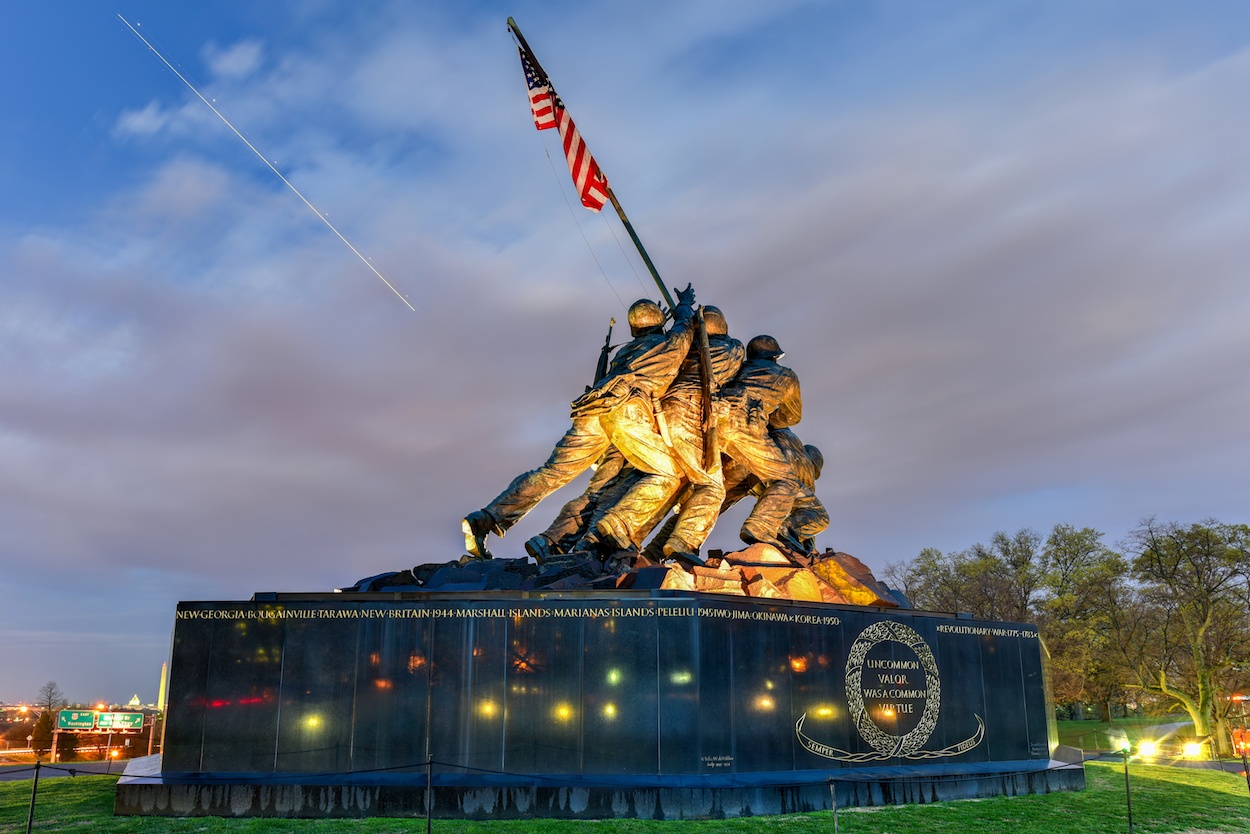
[116,590,1083,819]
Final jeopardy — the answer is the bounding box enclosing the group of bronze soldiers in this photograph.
[462,285,828,568]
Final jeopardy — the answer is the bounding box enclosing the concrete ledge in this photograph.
[115,760,1085,819]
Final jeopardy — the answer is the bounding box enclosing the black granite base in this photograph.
[122,590,1081,818]
[115,755,1085,819]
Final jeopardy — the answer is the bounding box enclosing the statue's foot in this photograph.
[740,523,788,552]
[662,536,703,569]
[524,535,558,564]
[462,510,496,559]
[594,513,633,552]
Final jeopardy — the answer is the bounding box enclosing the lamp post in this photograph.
[1121,741,1134,834]
[1234,694,1250,799]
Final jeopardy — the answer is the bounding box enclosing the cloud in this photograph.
[5,1,1250,702]
[204,39,265,80]
[114,100,170,137]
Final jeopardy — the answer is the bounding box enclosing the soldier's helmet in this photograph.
[702,306,728,336]
[628,299,665,334]
[804,444,824,478]
[747,335,784,360]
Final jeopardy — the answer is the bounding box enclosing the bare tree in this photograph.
[36,681,67,713]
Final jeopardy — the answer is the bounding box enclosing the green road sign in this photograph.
[57,710,95,730]
[96,711,144,730]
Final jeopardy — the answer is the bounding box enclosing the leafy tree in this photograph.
[1034,525,1127,719]
[1108,518,1250,753]
[885,528,1042,621]
[3,721,35,746]
[31,710,54,755]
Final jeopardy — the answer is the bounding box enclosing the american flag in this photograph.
[517,46,609,212]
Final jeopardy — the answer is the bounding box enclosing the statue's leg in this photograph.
[481,416,610,532]
[785,493,829,541]
[537,448,628,549]
[595,471,683,550]
[722,428,802,547]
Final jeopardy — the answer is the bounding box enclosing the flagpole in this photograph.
[507,18,676,312]
[604,187,676,311]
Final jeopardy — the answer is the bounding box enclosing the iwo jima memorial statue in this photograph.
[117,19,1083,820]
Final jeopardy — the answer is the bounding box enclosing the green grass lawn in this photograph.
[3,762,1249,833]
[1057,715,1194,751]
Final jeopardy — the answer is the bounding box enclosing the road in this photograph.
[0,760,127,782]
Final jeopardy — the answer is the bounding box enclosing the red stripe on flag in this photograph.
[554,105,608,212]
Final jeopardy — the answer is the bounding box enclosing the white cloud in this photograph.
[204,39,265,80]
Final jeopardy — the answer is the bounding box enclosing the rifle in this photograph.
[591,317,616,389]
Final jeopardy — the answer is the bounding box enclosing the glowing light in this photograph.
[754,696,775,711]
[602,703,617,720]
[790,656,808,673]
[1183,742,1203,759]
[764,680,775,691]
[814,706,836,719]
[478,700,498,718]
[606,669,622,686]
[1138,740,1158,758]
[407,654,426,673]
[96,703,106,711]
[670,671,693,685]
[305,715,322,729]
[553,703,574,723]
[373,679,393,690]
[369,652,381,666]
[881,707,895,717]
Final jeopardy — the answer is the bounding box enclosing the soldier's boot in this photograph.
[462,510,498,559]
[595,512,634,553]
[524,534,559,564]
[662,535,703,569]
[740,520,789,553]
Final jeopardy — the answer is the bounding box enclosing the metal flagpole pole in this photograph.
[507,17,676,312]
[604,187,676,311]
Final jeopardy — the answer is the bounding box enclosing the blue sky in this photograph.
[3,1,1250,704]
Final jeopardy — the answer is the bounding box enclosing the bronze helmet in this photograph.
[702,306,728,337]
[627,299,665,333]
[747,334,784,360]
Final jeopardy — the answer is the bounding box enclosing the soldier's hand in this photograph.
[674,283,695,308]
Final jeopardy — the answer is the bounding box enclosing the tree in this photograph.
[884,528,1042,622]
[30,681,70,758]
[1108,518,1250,753]
[36,681,67,712]
[3,721,35,747]
[1034,524,1127,719]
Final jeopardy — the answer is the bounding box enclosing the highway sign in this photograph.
[57,710,95,730]
[96,712,144,730]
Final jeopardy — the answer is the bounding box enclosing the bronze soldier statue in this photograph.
[721,428,828,555]
[716,334,804,549]
[592,305,744,563]
[463,285,697,558]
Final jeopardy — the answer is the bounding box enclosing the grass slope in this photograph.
[2,762,1248,833]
